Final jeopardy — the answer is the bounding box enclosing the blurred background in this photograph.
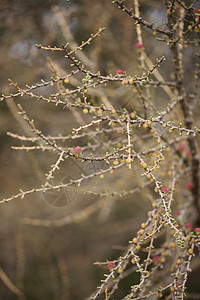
[0,0,200,299]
